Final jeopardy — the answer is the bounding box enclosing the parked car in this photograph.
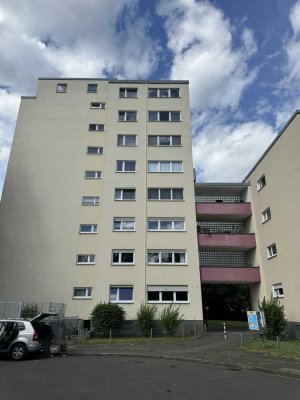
[0,313,56,361]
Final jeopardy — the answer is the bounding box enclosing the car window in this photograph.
[17,322,25,331]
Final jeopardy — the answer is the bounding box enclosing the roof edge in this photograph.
[38,77,189,84]
[243,110,300,181]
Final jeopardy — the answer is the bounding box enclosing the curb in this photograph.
[64,350,300,380]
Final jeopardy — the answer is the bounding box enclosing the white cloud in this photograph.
[192,115,276,182]
[156,0,257,110]
[283,1,300,84]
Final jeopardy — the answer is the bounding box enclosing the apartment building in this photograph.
[0,78,203,328]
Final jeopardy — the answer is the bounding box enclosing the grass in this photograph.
[243,337,300,359]
[76,336,200,346]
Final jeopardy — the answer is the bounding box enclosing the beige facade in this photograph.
[0,79,203,325]
[244,111,300,336]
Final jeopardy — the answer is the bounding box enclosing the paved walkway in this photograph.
[66,331,300,379]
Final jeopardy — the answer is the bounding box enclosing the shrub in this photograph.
[91,302,125,337]
[160,304,184,336]
[258,296,287,338]
[20,302,41,319]
[136,303,157,336]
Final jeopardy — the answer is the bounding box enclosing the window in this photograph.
[148,135,181,146]
[113,218,135,231]
[56,83,67,93]
[116,161,136,172]
[147,250,187,265]
[147,286,188,303]
[112,250,134,265]
[148,188,183,200]
[148,111,181,122]
[90,102,106,109]
[79,224,98,234]
[82,196,100,206]
[76,254,95,264]
[148,219,185,231]
[115,188,136,201]
[109,286,133,303]
[118,111,137,122]
[73,287,92,299]
[148,88,180,98]
[117,135,137,146]
[257,175,266,191]
[85,171,102,179]
[89,124,105,131]
[119,88,137,98]
[272,283,284,298]
[87,147,103,155]
[262,207,271,223]
[87,84,97,93]
[148,161,182,173]
[267,243,277,258]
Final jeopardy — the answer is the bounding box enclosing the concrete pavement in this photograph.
[65,331,300,379]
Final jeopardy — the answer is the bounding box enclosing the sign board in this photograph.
[247,311,260,331]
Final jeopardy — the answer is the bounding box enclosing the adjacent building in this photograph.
[0,78,299,337]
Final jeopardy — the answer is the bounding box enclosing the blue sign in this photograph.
[247,311,260,331]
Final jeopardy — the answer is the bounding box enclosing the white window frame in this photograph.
[148,111,181,122]
[147,285,188,303]
[82,196,100,206]
[90,102,106,109]
[267,243,277,259]
[115,188,136,201]
[147,219,185,231]
[147,250,187,265]
[79,224,98,234]
[119,88,138,98]
[113,218,135,231]
[147,188,184,201]
[73,287,92,299]
[56,83,67,93]
[272,283,284,298]
[89,124,105,131]
[116,160,136,172]
[87,84,98,93]
[257,175,266,191]
[118,111,137,122]
[261,207,271,223]
[112,250,135,265]
[148,88,180,98]
[148,161,183,173]
[148,135,181,146]
[76,254,95,265]
[85,171,102,179]
[87,146,103,155]
[109,286,134,303]
[117,134,137,146]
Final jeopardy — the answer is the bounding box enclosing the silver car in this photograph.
[0,313,55,361]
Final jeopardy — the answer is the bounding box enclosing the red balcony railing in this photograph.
[198,233,256,250]
[200,266,260,284]
[196,202,251,219]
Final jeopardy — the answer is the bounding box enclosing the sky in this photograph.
[1,0,300,194]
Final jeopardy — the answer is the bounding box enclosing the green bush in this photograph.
[258,296,287,338]
[20,302,41,319]
[91,302,125,337]
[160,304,184,336]
[136,303,157,336]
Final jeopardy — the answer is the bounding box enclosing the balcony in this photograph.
[198,232,256,250]
[200,266,261,284]
[196,202,252,220]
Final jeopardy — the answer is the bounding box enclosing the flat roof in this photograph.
[38,77,189,84]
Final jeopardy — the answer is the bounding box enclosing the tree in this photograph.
[160,304,184,336]
[135,303,157,336]
[91,302,125,337]
[258,296,287,338]
[20,302,41,319]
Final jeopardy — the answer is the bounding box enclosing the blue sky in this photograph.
[1,0,300,194]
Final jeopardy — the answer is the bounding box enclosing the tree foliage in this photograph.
[20,302,41,319]
[135,303,157,336]
[160,304,184,336]
[91,302,125,337]
[258,296,287,338]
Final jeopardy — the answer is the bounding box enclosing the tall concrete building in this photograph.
[0,78,203,328]
[0,78,299,337]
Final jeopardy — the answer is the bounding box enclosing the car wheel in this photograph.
[9,343,27,361]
